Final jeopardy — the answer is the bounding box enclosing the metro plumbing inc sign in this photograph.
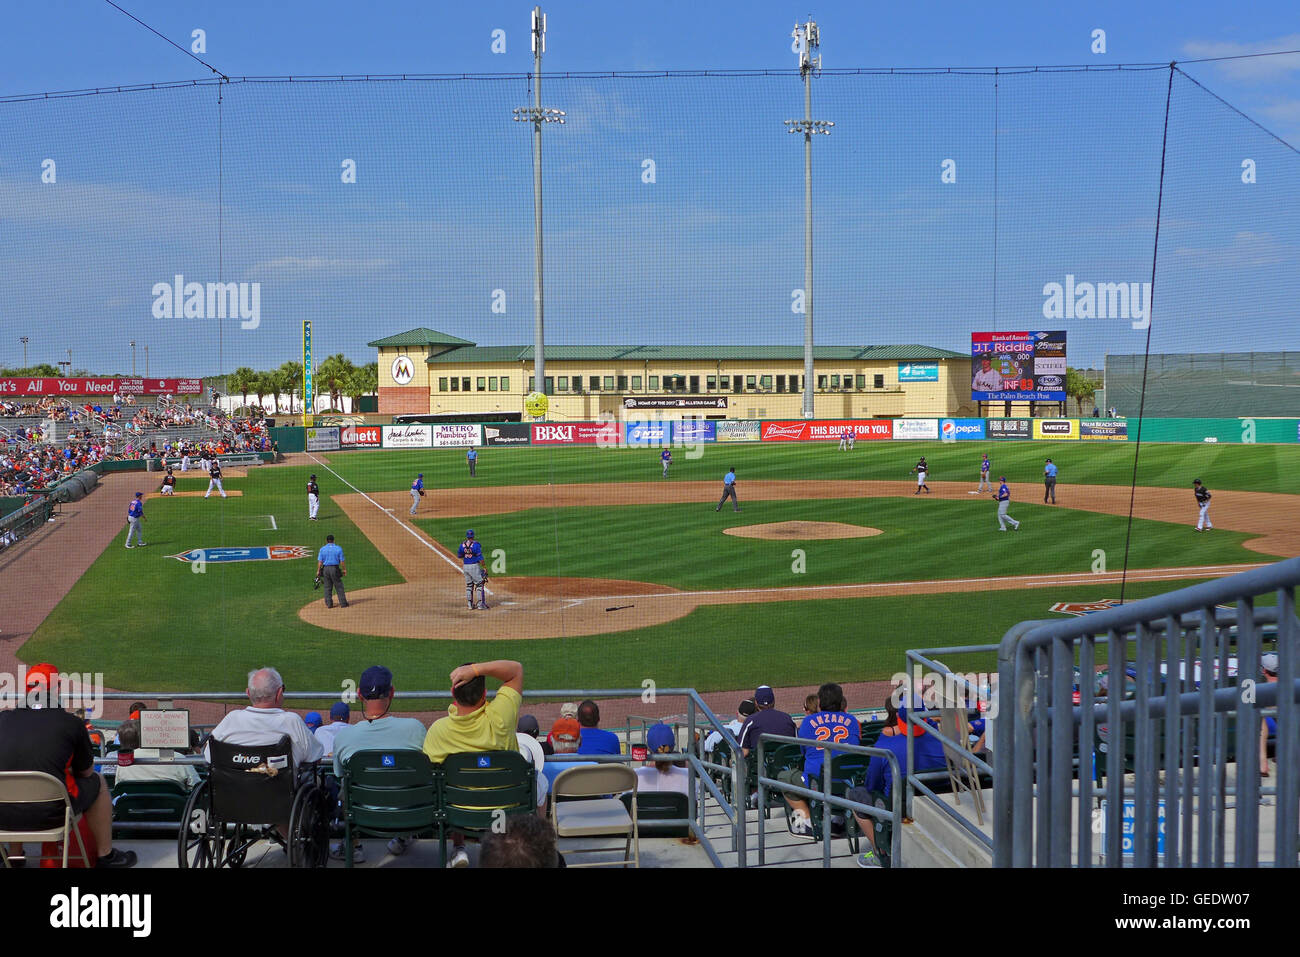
[429,423,481,448]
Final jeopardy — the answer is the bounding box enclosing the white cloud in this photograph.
[1172,230,1293,269]
[243,256,394,280]
[1181,35,1300,82]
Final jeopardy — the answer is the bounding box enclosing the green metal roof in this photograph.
[426,343,967,363]
[366,327,476,349]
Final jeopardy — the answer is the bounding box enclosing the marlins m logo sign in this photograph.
[391,355,415,385]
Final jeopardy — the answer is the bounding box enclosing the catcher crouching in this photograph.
[458,528,489,610]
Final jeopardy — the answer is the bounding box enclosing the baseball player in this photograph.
[1193,479,1213,531]
[180,451,191,472]
[307,473,320,520]
[715,467,740,512]
[1043,458,1058,504]
[978,453,991,492]
[125,491,146,548]
[458,529,488,610]
[160,466,177,495]
[199,450,211,474]
[661,448,672,477]
[467,446,478,478]
[410,473,425,515]
[204,459,227,499]
[839,428,854,451]
[912,456,931,494]
[316,534,348,608]
[995,476,1021,531]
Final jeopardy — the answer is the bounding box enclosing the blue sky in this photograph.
[1,1,1297,376]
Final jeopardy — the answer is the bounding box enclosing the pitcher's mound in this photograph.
[724,521,882,540]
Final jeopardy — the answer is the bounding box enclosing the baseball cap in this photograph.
[559,702,578,719]
[418,473,423,478]
[754,685,775,707]
[25,662,58,691]
[1262,653,1279,674]
[517,714,540,737]
[550,717,582,744]
[134,491,143,498]
[647,723,676,752]
[466,529,475,538]
[359,665,394,699]
[310,474,316,480]
[329,701,350,720]
[738,698,757,716]
[1000,475,1007,481]
[304,711,323,731]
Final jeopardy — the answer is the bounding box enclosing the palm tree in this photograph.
[316,354,355,413]
[228,367,257,411]
[277,361,304,414]
[1066,367,1100,416]
[250,372,270,413]
[344,364,378,412]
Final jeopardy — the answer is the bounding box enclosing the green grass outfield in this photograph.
[21,439,1297,697]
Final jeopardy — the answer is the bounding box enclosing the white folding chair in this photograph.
[551,764,639,868]
[0,771,93,868]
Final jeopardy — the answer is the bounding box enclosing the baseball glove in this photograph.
[419,489,426,497]
[313,576,322,590]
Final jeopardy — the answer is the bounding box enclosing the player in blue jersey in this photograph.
[458,529,488,610]
[978,453,991,492]
[410,473,424,516]
[778,683,860,837]
[661,448,671,478]
[995,476,1020,531]
[125,492,146,548]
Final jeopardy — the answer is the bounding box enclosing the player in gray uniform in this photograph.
[978,454,991,492]
[204,459,227,499]
[458,529,488,609]
[125,491,146,548]
[912,457,931,494]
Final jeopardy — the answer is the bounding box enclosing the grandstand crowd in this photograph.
[0,657,980,870]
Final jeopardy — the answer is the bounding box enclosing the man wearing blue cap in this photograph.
[329,665,427,862]
[410,473,424,515]
[458,528,488,610]
[125,491,146,548]
[313,701,351,758]
[304,712,323,734]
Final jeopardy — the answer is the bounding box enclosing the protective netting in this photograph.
[1,68,1296,693]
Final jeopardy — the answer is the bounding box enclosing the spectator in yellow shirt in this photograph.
[423,659,524,867]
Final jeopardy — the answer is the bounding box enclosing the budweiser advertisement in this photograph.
[0,377,202,397]
[531,422,620,445]
[760,420,894,442]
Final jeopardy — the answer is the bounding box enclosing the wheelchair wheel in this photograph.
[287,783,329,868]
[177,780,217,868]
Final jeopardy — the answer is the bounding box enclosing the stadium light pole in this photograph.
[20,337,28,367]
[144,345,149,377]
[130,340,136,377]
[786,19,832,421]
[513,6,565,406]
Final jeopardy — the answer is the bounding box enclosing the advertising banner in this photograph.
[483,423,531,446]
[305,426,340,451]
[624,421,672,447]
[622,396,728,410]
[382,424,433,449]
[672,420,717,444]
[1033,418,1080,440]
[0,377,203,397]
[971,330,1068,401]
[1080,418,1129,441]
[531,422,620,445]
[897,362,939,382]
[429,423,481,448]
[986,418,1032,440]
[340,425,382,447]
[761,420,893,442]
[939,418,986,441]
[891,418,940,440]
[716,420,761,442]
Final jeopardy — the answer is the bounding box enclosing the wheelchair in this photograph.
[178,734,331,868]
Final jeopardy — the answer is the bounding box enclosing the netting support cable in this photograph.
[1119,62,1176,604]
[101,1,230,81]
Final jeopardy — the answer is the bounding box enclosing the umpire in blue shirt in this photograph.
[316,534,349,609]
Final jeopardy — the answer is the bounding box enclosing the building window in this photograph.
[488,377,498,392]
[830,375,840,389]
[856,374,866,390]
[558,376,568,392]
[450,378,459,392]
[462,378,471,392]
[818,375,828,390]
[439,377,448,392]
[719,376,730,390]
[789,375,800,392]
[649,376,659,390]
[845,372,854,389]
[617,375,628,391]
[544,377,553,394]
[603,376,615,391]
[477,377,487,392]
[775,375,785,392]
[760,375,773,391]
[590,376,601,391]
[501,377,509,392]
[707,376,717,391]
[873,374,884,389]
[733,377,744,394]
[745,376,756,390]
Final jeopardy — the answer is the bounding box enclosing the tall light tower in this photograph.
[20,337,28,367]
[130,340,136,376]
[513,6,565,403]
[144,345,149,377]
[785,19,832,420]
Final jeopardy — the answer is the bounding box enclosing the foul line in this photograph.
[307,453,465,576]
[265,514,277,531]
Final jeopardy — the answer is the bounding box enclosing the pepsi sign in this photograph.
[939,418,986,441]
